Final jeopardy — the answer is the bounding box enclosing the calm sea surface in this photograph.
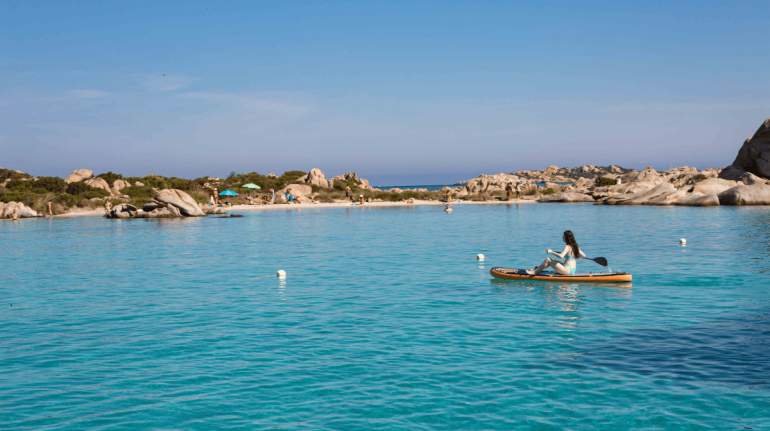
[2,204,769,430]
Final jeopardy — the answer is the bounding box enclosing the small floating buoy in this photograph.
[680,238,686,244]
[476,254,485,261]
[277,270,286,278]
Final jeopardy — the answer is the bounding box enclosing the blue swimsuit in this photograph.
[565,255,577,275]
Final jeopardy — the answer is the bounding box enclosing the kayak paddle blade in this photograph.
[593,257,608,266]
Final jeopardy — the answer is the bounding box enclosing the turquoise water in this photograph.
[2,204,769,430]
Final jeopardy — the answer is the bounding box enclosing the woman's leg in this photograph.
[526,258,571,275]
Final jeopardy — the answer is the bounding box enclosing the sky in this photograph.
[1,1,769,186]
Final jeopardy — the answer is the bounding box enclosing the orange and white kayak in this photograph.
[490,267,632,283]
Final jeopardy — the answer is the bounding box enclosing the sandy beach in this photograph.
[42,198,538,219]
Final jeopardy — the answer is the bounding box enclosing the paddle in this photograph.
[581,256,608,266]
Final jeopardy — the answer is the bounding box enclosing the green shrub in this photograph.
[66,181,88,195]
[597,177,618,187]
[167,177,192,190]
[85,188,110,199]
[140,175,167,189]
[188,192,209,204]
[5,179,41,191]
[276,171,307,189]
[692,174,708,183]
[0,189,43,203]
[35,176,68,193]
[542,188,555,195]
[96,172,123,187]
[122,186,154,202]
[333,178,359,191]
[55,193,78,208]
[0,169,32,182]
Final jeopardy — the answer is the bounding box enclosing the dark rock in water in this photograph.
[537,192,594,203]
[721,117,770,179]
[105,203,138,219]
[218,214,243,218]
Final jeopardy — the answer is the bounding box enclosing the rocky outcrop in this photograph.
[537,193,594,203]
[105,204,138,219]
[646,188,691,205]
[328,172,372,190]
[717,184,770,206]
[153,189,206,216]
[358,178,372,190]
[203,205,227,215]
[676,193,720,207]
[113,179,130,191]
[330,173,358,184]
[692,178,739,195]
[0,202,38,218]
[724,117,770,179]
[278,184,313,202]
[64,169,93,184]
[604,183,676,205]
[299,168,329,188]
[86,177,112,194]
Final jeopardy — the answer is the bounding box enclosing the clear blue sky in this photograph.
[1,1,768,185]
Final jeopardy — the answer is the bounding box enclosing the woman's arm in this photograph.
[547,246,570,259]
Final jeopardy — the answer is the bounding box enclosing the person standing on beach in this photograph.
[11,208,19,221]
[444,189,452,203]
[104,201,112,215]
[47,201,53,218]
[516,182,522,200]
[505,182,513,201]
[345,185,352,203]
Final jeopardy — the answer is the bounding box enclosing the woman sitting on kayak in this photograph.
[526,230,586,275]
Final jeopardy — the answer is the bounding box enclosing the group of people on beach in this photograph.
[505,182,523,201]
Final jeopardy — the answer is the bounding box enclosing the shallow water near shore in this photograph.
[2,204,770,430]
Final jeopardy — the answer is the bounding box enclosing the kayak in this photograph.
[490,267,632,283]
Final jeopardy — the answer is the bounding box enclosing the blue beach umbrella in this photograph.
[219,189,238,203]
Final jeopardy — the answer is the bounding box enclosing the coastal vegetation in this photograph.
[3,116,770,218]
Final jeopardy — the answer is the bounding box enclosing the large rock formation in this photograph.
[64,169,93,184]
[153,189,206,216]
[86,177,112,194]
[299,169,329,188]
[106,204,138,219]
[717,184,770,206]
[676,193,720,207]
[604,183,676,205]
[0,202,38,218]
[278,184,313,202]
[691,178,739,195]
[722,117,770,179]
[113,179,131,191]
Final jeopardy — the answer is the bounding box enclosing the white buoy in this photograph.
[277,270,286,277]
[680,238,686,244]
[476,254,485,261]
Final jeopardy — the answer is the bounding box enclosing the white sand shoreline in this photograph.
[34,198,539,220]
